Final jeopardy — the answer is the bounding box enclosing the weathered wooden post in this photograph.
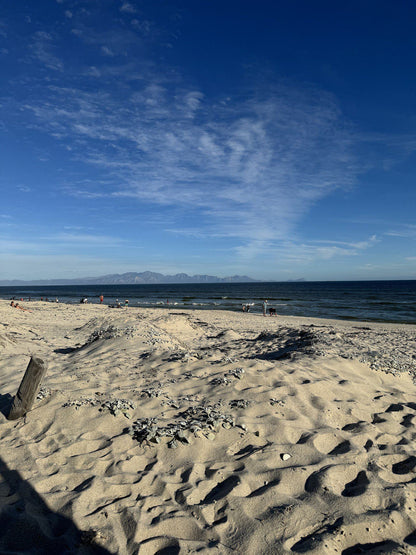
[7,356,47,420]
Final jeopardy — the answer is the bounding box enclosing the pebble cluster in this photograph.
[100,398,136,417]
[229,367,245,379]
[253,326,416,378]
[270,398,286,407]
[140,388,162,398]
[211,367,245,386]
[63,397,100,409]
[229,399,251,409]
[36,387,51,401]
[316,328,416,377]
[86,325,137,345]
[62,396,135,417]
[128,404,236,448]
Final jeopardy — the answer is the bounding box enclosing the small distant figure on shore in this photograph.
[125,299,129,307]
[55,298,59,303]
[100,295,104,304]
[10,301,32,312]
[166,299,169,304]
[80,297,88,304]
[262,300,268,316]
[110,299,122,308]
[268,307,276,316]
[242,304,252,313]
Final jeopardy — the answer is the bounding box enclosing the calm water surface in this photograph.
[1,280,415,324]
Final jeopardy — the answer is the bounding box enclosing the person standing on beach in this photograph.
[262,300,268,316]
[100,295,104,304]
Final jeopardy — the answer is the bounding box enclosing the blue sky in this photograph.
[1,0,415,281]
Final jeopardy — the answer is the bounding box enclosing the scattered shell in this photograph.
[228,368,245,379]
[101,399,136,416]
[211,377,230,386]
[270,398,285,407]
[140,388,161,398]
[36,387,51,401]
[229,399,251,409]
[128,404,235,446]
[63,398,100,409]
[86,325,137,345]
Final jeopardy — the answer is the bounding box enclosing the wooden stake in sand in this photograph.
[7,356,47,420]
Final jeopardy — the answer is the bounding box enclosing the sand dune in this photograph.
[1,300,416,553]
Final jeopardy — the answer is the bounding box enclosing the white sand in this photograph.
[1,300,416,554]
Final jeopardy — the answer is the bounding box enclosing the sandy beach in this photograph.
[1,299,416,554]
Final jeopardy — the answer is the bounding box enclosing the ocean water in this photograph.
[1,280,415,324]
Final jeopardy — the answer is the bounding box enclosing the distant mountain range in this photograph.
[0,271,258,286]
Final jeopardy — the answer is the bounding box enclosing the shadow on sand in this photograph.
[0,454,111,553]
[0,392,13,418]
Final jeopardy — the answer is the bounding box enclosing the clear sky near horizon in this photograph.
[1,1,415,281]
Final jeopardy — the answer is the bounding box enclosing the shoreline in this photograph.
[1,279,415,325]
[2,297,416,327]
[1,301,416,553]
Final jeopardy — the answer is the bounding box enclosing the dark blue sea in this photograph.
[1,281,415,324]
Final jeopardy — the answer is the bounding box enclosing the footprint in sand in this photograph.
[328,440,352,456]
[289,517,343,553]
[246,477,281,498]
[392,456,416,475]
[400,414,414,428]
[305,464,360,496]
[341,421,367,432]
[201,475,241,504]
[341,470,369,497]
[313,432,351,455]
[305,464,370,497]
[385,403,404,412]
[343,540,404,554]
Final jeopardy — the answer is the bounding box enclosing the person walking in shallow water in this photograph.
[262,300,268,316]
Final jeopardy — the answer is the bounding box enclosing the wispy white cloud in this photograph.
[234,235,379,264]
[101,45,115,57]
[3,6,401,273]
[29,31,63,71]
[385,224,416,238]
[17,77,360,255]
[309,235,379,250]
[0,233,125,254]
[120,2,137,14]
[53,233,125,246]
